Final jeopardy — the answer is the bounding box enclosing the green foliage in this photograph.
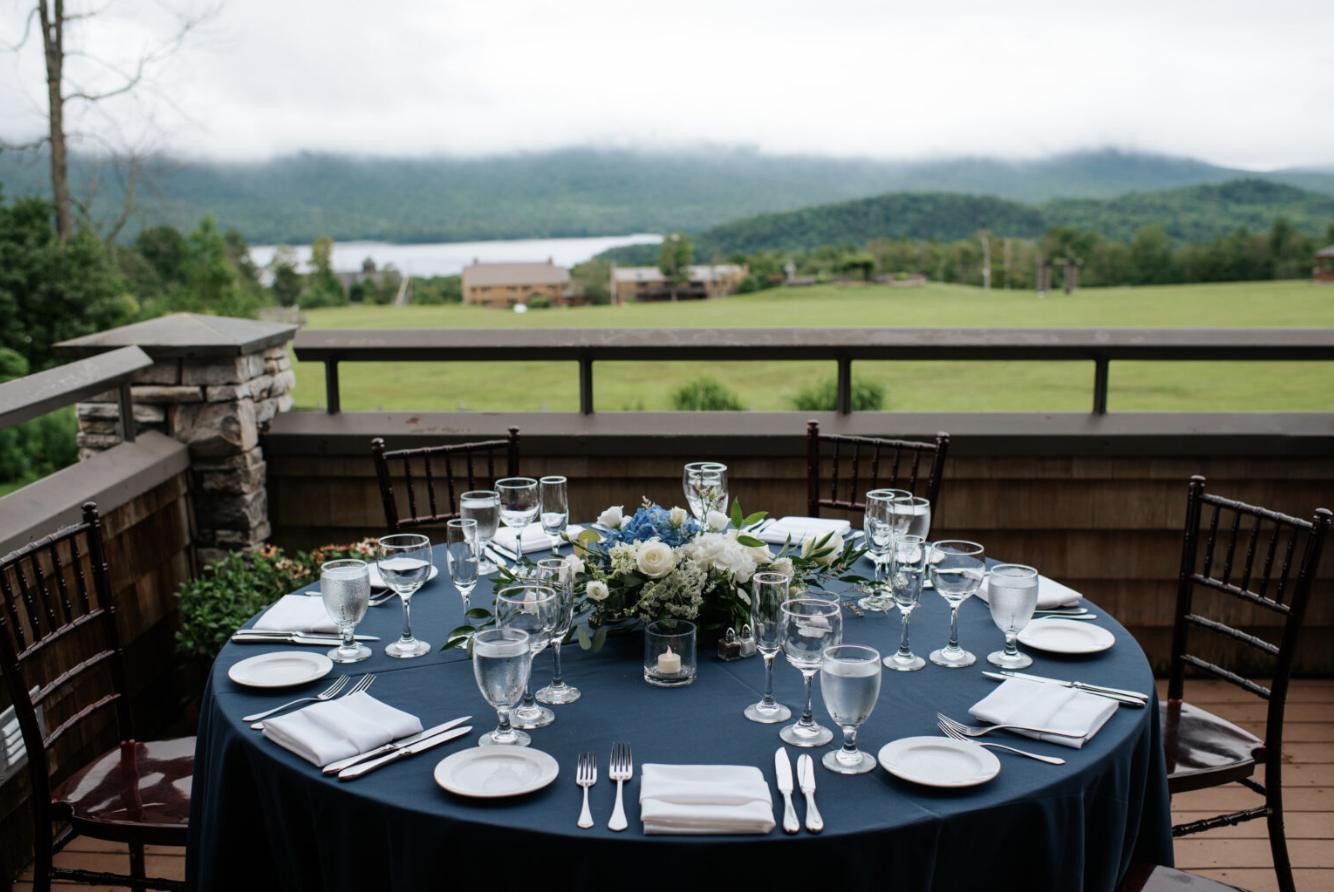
[301,235,347,308]
[659,232,693,282]
[0,348,78,486]
[841,253,876,281]
[528,295,551,309]
[790,376,887,412]
[411,274,462,305]
[570,258,611,304]
[670,376,744,411]
[269,247,303,306]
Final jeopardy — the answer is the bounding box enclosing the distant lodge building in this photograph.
[462,259,574,308]
[1316,246,1334,284]
[611,264,748,303]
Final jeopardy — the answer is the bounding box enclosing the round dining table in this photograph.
[187,543,1174,892]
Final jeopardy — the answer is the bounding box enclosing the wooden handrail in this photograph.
[0,346,151,441]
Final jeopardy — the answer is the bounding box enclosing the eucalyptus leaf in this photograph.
[576,624,592,650]
[742,510,767,527]
[465,608,494,621]
[736,534,765,547]
[730,500,743,528]
[592,626,608,652]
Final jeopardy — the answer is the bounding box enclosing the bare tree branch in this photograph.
[1,6,40,52]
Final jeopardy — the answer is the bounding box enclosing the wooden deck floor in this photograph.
[12,679,1333,891]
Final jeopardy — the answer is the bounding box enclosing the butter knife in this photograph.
[338,725,472,780]
[985,671,1148,707]
[322,717,472,775]
[796,754,823,834]
[775,748,799,835]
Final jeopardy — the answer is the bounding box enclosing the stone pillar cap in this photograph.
[53,313,298,360]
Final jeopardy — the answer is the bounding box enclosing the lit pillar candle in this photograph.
[657,645,682,675]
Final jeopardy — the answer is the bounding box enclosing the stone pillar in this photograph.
[53,313,299,565]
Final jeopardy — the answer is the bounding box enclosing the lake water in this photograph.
[247,233,662,278]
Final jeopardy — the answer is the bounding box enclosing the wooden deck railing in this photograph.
[0,345,151,440]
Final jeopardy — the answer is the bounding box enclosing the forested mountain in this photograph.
[1,147,1332,246]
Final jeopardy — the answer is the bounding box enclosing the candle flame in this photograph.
[666,646,674,657]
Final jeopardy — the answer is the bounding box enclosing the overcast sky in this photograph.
[2,0,1331,170]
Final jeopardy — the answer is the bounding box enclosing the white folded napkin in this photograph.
[251,594,338,634]
[977,575,1083,609]
[969,678,1118,748]
[639,764,775,835]
[261,691,423,767]
[757,516,851,546]
[492,524,584,554]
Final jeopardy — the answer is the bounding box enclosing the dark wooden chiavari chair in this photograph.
[805,420,949,517]
[1156,475,1330,892]
[0,503,191,892]
[371,427,521,531]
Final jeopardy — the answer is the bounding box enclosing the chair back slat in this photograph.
[1201,504,1222,579]
[1274,528,1299,606]
[402,457,419,521]
[0,571,26,650]
[422,456,439,519]
[1220,510,1242,587]
[371,428,521,531]
[828,440,842,505]
[1178,653,1272,700]
[47,541,76,626]
[848,441,862,505]
[42,693,120,751]
[805,421,949,517]
[1239,516,1262,593]
[13,559,47,641]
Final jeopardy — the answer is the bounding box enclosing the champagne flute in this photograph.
[460,490,501,575]
[539,476,569,548]
[820,644,882,774]
[496,477,539,554]
[986,563,1040,669]
[534,557,581,705]
[743,572,793,724]
[885,535,926,671]
[494,582,558,729]
[377,533,433,659]
[857,489,899,610]
[929,540,986,668]
[682,461,712,522]
[683,462,728,528]
[472,628,533,747]
[445,519,480,613]
[778,598,843,747]
[319,559,371,663]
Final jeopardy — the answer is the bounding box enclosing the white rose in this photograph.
[597,505,625,529]
[771,557,795,579]
[669,506,687,527]
[802,533,842,566]
[636,540,676,579]
[564,554,585,577]
[706,510,730,531]
[586,580,610,601]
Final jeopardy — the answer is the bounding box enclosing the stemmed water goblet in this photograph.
[857,489,897,611]
[778,598,843,747]
[890,494,932,541]
[319,559,371,663]
[496,477,539,553]
[820,644,882,774]
[494,581,559,729]
[683,462,728,529]
[885,535,926,671]
[445,519,480,613]
[460,489,501,575]
[743,572,793,724]
[377,533,433,659]
[928,540,986,668]
[472,628,534,747]
[534,557,581,705]
[539,476,569,548]
[986,563,1040,669]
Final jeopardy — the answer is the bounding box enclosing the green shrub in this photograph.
[790,376,887,412]
[671,376,745,411]
[528,295,551,309]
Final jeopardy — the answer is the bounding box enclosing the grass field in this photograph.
[292,280,1334,413]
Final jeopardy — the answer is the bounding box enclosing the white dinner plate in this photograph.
[434,746,559,798]
[228,651,333,688]
[367,563,439,590]
[1018,618,1116,654]
[878,736,1001,788]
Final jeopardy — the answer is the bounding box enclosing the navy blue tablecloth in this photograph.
[187,547,1173,891]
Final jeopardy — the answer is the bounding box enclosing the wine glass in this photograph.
[539,476,569,548]
[885,535,926,671]
[319,559,371,663]
[445,519,479,613]
[494,582,558,730]
[683,462,728,528]
[778,598,843,747]
[890,495,932,541]
[986,563,1040,669]
[820,644,882,774]
[534,557,581,705]
[856,489,898,610]
[460,490,501,575]
[929,540,986,668]
[472,628,534,747]
[496,477,539,554]
[377,533,433,659]
[743,572,793,724]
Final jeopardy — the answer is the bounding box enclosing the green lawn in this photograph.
[292,280,1334,413]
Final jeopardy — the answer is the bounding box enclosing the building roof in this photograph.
[462,261,570,287]
[613,265,746,284]
[1316,245,1334,258]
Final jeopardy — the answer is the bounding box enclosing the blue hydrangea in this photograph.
[602,503,699,549]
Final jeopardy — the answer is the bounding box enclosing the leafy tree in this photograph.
[269,247,303,307]
[1127,225,1177,285]
[0,347,79,486]
[571,259,611,304]
[302,236,347,308]
[411,275,462,305]
[841,253,875,281]
[658,232,693,301]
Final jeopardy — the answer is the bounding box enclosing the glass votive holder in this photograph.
[644,619,697,687]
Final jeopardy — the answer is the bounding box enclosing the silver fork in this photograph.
[242,675,349,723]
[576,752,597,829]
[936,713,1087,740]
[608,742,632,832]
[938,719,1066,765]
[250,674,375,729]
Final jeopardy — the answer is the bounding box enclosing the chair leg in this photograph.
[1267,802,1296,892]
[129,840,147,892]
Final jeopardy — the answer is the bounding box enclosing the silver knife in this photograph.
[338,726,472,780]
[322,717,472,776]
[796,754,823,834]
[775,748,799,835]
[986,671,1148,707]
[490,541,519,561]
[231,633,350,647]
[237,630,378,641]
